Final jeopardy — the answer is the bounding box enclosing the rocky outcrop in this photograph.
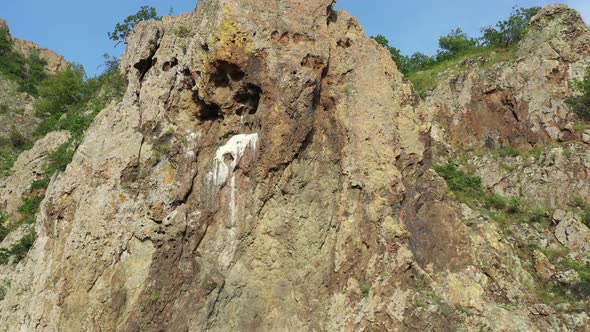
[429,5,590,207]
[0,18,69,75]
[0,2,588,331]
[0,131,70,220]
[430,5,590,149]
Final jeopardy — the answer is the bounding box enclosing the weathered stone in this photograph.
[554,211,590,254]
[0,2,588,332]
[0,131,70,221]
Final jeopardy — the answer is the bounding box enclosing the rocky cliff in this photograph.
[0,18,69,75]
[0,1,589,331]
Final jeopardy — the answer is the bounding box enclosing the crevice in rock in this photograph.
[234,83,262,116]
[135,57,156,82]
[210,60,245,88]
[326,2,338,25]
[162,58,178,72]
[196,100,224,122]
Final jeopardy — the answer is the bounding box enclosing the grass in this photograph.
[360,284,371,298]
[0,227,35,265]
[570,197,590,228]
[0,210,8,243]
[150,292,160,302]
[407,47,516,97]
[0,129,33,177]
[494,146,521,158]
[434,160,549,226]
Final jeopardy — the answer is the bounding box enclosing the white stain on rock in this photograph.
[208,133,259,227]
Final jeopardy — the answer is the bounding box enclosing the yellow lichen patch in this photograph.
[119,193,127,203]
[58,193,70,203]
[163,164,175,186]
[443,269,487,310]
[207,7,256,59]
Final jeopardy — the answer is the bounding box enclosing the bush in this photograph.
[434,161,484,198]
[0,210,8,243]
[484,192,507,210]
[34,64,89,117]
[496,146,521,158]
[18,196,42,225]
[480,6,541,48]
[0,228,35,265]
[109,6,161,46]
[0,28,48,95]
[436,28,478,61]
[566,66,590,121]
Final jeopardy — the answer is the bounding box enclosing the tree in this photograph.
[108,6,161,46]
[371,35,414,74]
[34,64,89,116]
[436,28,478,61]
[566,66,590,121]
[371,34,390,47]
[480,6,541,48]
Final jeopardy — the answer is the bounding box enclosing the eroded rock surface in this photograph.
[0,2,588,332]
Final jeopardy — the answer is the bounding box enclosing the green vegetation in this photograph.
[480,7,542,48]
[108,6,161,46]
[0,227,35,265]
[434,160,547,225]
[570,197,590,228]
[0,129,33,177]
[0,210,8,243]
[566,66,590,121]
[150,292,160,302]
[360,284,370,298]
[0,27,48,95]
[372,6,541,96]
[494,146,521,158]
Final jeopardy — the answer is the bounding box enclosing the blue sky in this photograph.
[0,1,588,76]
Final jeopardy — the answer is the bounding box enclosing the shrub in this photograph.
[434,161,484,198]
[436,28,478,61]
[480,6,541,48]
[496,146,520,158]
[0,28,48,95]
[34,64,89,117]
[0,228,35,265]
[0,210,8,243]
[109,6,161,46]
[484,192,507,210]
[506,196,522,214]
[8,129,31,151]
[566,66,590,121]
[18,196,42,225]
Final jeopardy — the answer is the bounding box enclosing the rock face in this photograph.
[430,4,590,149]
[429,5,590,206]
[0,18,69,75]
[0,2,589,332]
[0,131,70,220]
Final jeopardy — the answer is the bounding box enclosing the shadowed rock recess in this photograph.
[0,1,589,331]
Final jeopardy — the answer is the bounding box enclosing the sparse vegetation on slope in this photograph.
[567,66,590,121]
[434,160,548,225]
[0,27,48,96]
[373,6,541,96]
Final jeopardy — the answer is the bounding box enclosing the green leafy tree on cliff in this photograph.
[436,28,478,61]
[108,6,161,46]
[480,6,541,48]
[567,66,590,121]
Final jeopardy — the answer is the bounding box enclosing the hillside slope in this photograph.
[0,2,588,331]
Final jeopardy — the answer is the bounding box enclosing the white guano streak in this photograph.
[207,133,259,227]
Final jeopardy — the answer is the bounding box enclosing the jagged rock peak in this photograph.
[0,17,69,75]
